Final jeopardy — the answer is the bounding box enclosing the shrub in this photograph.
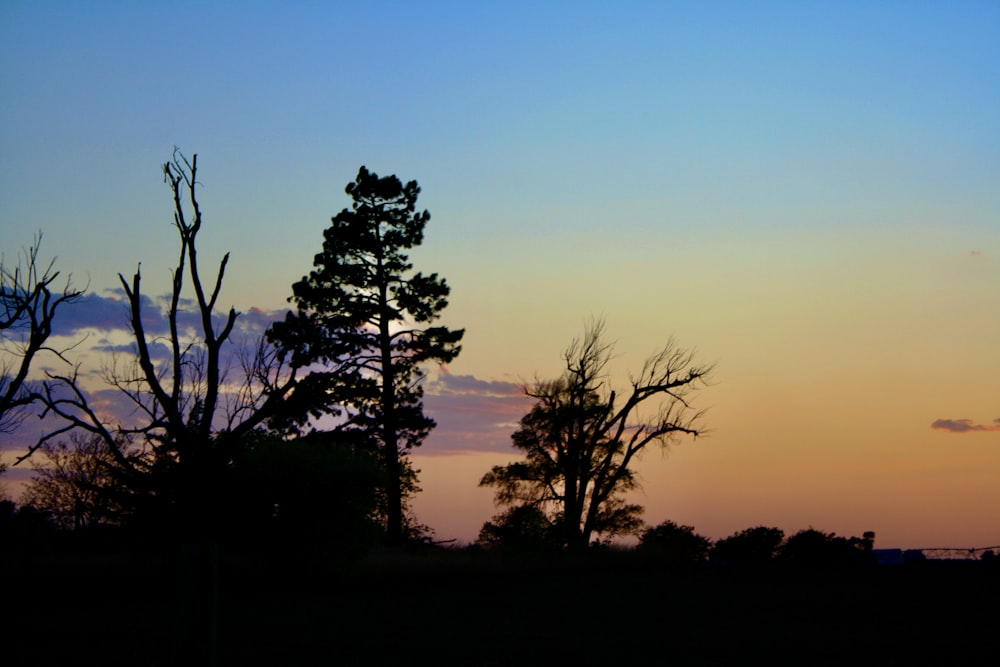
[638,520,712,563]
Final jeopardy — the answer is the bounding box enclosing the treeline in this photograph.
[477,510,886,565]
[2,152,459,551]
[4,150,890,564]
[1,150,721,557]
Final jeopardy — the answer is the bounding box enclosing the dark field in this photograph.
[4,545,997,666]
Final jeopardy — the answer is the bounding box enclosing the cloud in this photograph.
[52,291,131,333]
[92,340,174,362]
[52,291,289,342]
[0,299,292,456]
[421,367,533,455]
[51,291,178,336]
[432,365,526,397]
[930,418,1000,433]
[3,321,534,462]
[238,306,292,336]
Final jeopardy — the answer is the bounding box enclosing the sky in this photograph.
[2,1,998,549]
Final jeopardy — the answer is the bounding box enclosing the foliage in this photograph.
[226,432,388,550]
[477,505,561,553]
[710,526,785,564]
[481,320,712,549]
[638,520,712,563]
[267,166,463,544]
[778,528,867,565]
[0,234,83,437]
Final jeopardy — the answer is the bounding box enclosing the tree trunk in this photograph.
[563,472,586,551]
[379,276,403,546]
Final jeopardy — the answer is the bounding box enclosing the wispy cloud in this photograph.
[53,291,131,333]
[92,340,174,361]
[421,366,533,455]
[930,418,1000,433]
[52,291,289,341]
[432,365,527,398]
[2,298,291,458]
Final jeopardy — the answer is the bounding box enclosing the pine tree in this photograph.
[268,167,463,544]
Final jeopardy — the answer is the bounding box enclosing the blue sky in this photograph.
[2,1,998,545]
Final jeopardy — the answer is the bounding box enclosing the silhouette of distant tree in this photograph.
[1,234,83,438]
[33,151,300,538]
[481,320,712,550]
[267,166,463,545]
[21,433,131,530]
[638,520,712,563]
[0,498,55,549]
[710,526,785,564]
[477,504,561,553]
[778,528,866,565]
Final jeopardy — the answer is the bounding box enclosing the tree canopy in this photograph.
[268,166,463,544]
[481,320,713,550]
[710,526,786,564]
[638,520,713,563]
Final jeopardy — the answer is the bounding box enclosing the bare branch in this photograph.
[482,319,714,549]
[1,232,84,436]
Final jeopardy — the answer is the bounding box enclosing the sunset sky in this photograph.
[2,1,998,549]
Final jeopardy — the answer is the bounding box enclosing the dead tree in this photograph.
[0,234,84,437]
[28,151,297,534]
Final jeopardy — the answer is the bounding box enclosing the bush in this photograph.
[778,528,866,565]
[638,520,712,563]
[478,505,561,553]
[226,433,387,551]
[711,526,785,564]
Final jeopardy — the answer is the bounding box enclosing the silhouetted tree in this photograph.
[710,526,785,564]
[227,431,387,551]
[34,151,299,538]
[778,528,866,566]
[1,234,83,437]
[0,498,56,550]
[481,320,712,550]
[267,166,463,545]
[477,504,561,553]
[638,520,712,563]
[21,433,131,530]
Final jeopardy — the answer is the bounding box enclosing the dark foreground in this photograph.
[4,544,997,666]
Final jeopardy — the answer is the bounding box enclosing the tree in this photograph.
[778,528,868,566]
[226,431,387,551]
[21,433,129,530]
[32,151,299,537]
[477,504,561,553]
[481,320,712,550]
[710,526,785,564]
[1,234,84,436]
[638,520,712,563]
[267,166,463,545]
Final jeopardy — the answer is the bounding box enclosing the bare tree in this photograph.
[26,151,298,534]
[0,234,84,436]
[20,433,130,530]
[481,319,714,550]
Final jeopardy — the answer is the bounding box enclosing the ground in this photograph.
[4,544,997,665]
